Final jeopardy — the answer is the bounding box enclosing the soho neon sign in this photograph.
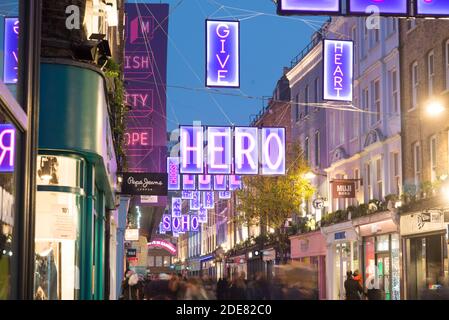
[179,126,286,176]
[323,39,353,102]
[206,20,239,88]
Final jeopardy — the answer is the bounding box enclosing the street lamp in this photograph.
[304,171,316,180]
[426,100,445,116]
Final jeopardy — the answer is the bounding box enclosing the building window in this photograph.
[366,162,372,200]
[430,136,437,182]
[372,79,381,124]
[411,61,418,110]
[413,142,421,188]
[304,137,309,163]
[390,69,398,114]
[352,98,359,139]
[295,93,300,122]
[392,152,400,195]
[148,256,155,267]
[363,87,369,131]
[352,26,357,65]
[376,158,383,199]
[428,51,434,97]
[315,131,320,167]
[314,77,319,111]
[304,85,309,116]
[354,168,360,191]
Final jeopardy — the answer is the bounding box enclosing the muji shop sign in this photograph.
[323,39,353,102]
[206,20,239,88]
[179,126,286,176]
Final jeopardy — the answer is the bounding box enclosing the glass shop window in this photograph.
[376,235,390,252]
[37,155,82,188]
[0,115,20,300]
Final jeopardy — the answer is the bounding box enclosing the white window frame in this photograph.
[411,61,418,110]
[376,157,383,200]
[354,168,360,191]
[366,162,372,201]
[428,51,435,97]
[390,69,398,114]
[314,77,319,111]
[391,152,400,195]
[413,142,421,188]
[295,93,300,122]
[304,85,309,116]
[315,131,320,167]
[430,135,437,182]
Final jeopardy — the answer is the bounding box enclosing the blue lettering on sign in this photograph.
[334,231,346,240]
[3,17,19,84]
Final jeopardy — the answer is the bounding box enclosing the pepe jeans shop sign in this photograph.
[121,173,168,195]
[332,180,355,198]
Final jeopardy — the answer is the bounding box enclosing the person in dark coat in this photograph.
[344,271,363,300]
[216,278,229,300]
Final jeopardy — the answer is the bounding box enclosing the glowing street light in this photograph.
[304,171,316,180]
[426,101,445,116]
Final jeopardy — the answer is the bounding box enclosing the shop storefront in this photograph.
[225,254,246,280]
[290,231,327,299]
[322,221,359,300]
[400,209,449,300]
[34,60,118,300]
[354,211,401,300]
[201,255,216,279]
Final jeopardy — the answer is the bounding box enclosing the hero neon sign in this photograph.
[207,126,232,174]
[0,124,15,172]
[206,20,239,88]
[323,39,353,102]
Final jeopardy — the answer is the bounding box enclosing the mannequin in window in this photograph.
[34,242,58,300]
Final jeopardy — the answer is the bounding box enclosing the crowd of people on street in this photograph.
[119,270,318,300]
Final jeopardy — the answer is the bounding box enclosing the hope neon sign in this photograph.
[179,126,286,176]
[206,20,239,88]
[0,124,15,172]
[323,39,353,102]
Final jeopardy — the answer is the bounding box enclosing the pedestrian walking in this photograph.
[119,270,141,300]
[344,271,363,300]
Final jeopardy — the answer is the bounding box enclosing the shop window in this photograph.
[148,256,155,267]
[155,256,162,267]
[376,235,389,252]
[37,155,82,188]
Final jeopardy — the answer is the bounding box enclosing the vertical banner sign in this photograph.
[198,207,208,223]
[124,4,169,206]
[167,157,180,190]
[180,126,204,174]
[206,20,240,88]
[182,174,196,191]
[207,127,232,174]
[190,191,201,210]
[182,190,194,199]
[261,128,286,175]
[219,191,231,200]
[181,215,190,232]
[159,223,166,234]
[171,197,182,217]
[229,175,242,191]
[0,124,15,172]
[277,0,340,15]
[190,215,200,232]
[416,0,449,17]
[323,39,353,102]
[213,175,228,191]
[162,214,172,232]
[3,17,19,84]
[234,127,258,175]
[348,0,408,15]
[172,217,181,233]
[203,191,215,209]
[198,172,212,190]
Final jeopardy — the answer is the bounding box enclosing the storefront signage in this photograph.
[171,197,182,217]
[0,124,15,172]
[190,191,201,210]
[206,20,240,88]
[277,0,340,15]
[219,191,231,199]
[182,190,194,199]
[332,180,356,198]
[400,211,446,236]
[147,239,177,255]
[323,39,353,102]
[313,198,325,210]
[126,248,137,258]
[180,126,286,176]
[334,231,346,240]
[207,127,232,174]
[167,157,180,190]
[416,0,449,17]
[203,191,215,209]
[3,17,19,84]
[125,228,139,241]
[121,172,167,195]
[182,174,196,190]
[348,0,408,15]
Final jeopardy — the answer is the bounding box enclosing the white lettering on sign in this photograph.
[216,23,230,83]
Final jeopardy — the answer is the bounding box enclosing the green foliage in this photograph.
[235,144,315,231]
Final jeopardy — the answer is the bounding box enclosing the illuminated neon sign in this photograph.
[348,0,408,15]
[181,215,190,232]
[261,127,286,175]
[182,190,194,199]
[180,126,203,174]
[416,0,449,17]
[206,20,240,88]
[277,0,340,15]
[172,217,181,233]
[323,39,353,102]
[147,239,177,255]
[190,191,201,210]
[229,175,242,191]
[207,127,232,174]
[3,17,19,84]
[171,197,182,217]
[167,157,180,190]
[182,174,196,191]
[198,171,212,190]
[203,191,215,209]
[0,124,15,172]
[190,215,200,232]
[234,127,259,175]
[219,191,231,200]
[213,175,228,191]
[198,207,208,223]
[162,214,172,232]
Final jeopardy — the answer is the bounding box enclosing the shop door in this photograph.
[376,254,391,300]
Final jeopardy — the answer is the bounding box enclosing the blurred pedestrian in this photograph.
[344,271,363,300]
[216,278,229,300]
[229,272,247,300]
[184,278,208,300]
[120,270,141,300]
